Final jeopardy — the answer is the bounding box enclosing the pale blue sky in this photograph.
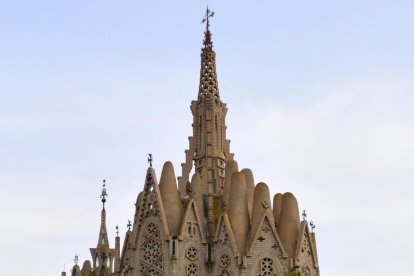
[1,1,413,275]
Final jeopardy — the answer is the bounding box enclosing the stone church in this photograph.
[63,10,320,276]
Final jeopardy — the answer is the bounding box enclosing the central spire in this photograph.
[179,10,234,239]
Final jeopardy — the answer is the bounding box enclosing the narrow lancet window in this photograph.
[215,115,218,149]
[198,116,202,151]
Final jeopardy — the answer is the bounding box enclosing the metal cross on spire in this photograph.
[201,7,214,32]
[127,220,132,231]
[201,7,215,51]
[148,153,153,167]
[302,209,307,221]
[100,179,108,208]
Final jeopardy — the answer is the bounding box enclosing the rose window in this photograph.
[187,263,198,276]
[186,247,198,261]
[220,254,230,267]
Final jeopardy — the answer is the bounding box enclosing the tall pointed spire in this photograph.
[90,180,116,274]
[178,9,234,204]
[98,180,109,247]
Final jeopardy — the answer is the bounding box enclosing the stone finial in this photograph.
[159,161,183,236]
[250,182,273,246]
[241,168,255,222]
[277,192,300,258]
[223,160,239,208]
[228,172,249,257]
[81,260,91,276]
[273,193,283,227]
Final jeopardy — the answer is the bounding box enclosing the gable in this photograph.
[214,212,239,257]
[118,231,131,273]
[249,213,286,260]
[179,199,206,243]
[294,221,319,269]
[132,168,170,245]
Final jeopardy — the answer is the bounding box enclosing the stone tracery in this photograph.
[259,258,274,276]
[139,223,164,276]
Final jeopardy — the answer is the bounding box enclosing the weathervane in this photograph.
[201,7,214,32]
[100,179,108,208]
[302,209,307,221]
[148,153,153,167]
[127,220,132,231]
[116,225,119,237]
[73,254,79,265]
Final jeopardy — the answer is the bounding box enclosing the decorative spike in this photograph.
[273,193,283,227]
[223,160,239,208]
[241,168,255,222]
[159,161,183,236]
[250,182,273,246]
[277,192,300,258]
[228,172,249,256]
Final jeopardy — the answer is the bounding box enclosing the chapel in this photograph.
[63,9,320,276]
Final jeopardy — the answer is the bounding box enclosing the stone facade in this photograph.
[64,12,320,276]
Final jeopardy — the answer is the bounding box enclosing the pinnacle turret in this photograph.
[90,180,116,274]
[98,180,109,247]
